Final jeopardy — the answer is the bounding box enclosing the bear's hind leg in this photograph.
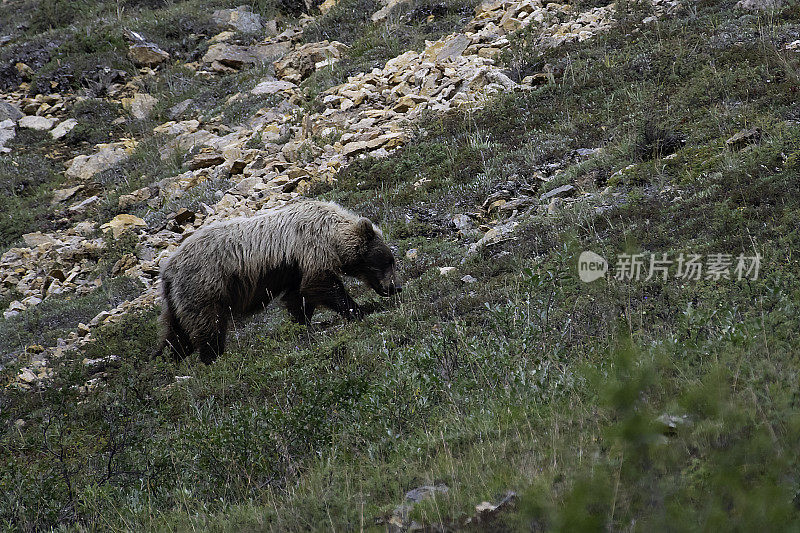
[164,329,194,361]
[185,306,229,364]
[159,305,194,360]
[197,330,226,364]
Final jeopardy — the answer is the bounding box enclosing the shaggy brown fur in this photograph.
[157,200,401,363]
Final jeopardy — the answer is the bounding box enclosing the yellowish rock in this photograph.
[101,214,147,239]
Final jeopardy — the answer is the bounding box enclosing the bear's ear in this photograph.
[356,218,375,242]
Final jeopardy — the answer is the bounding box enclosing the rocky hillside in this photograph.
[0,0,672,385]
[2,0,800,530]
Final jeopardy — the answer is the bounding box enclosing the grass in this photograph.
[0,276,143,363]
[0,130,67,250]
[3,0,800,530]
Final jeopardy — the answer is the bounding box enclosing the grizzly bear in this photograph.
[157,200,401,364]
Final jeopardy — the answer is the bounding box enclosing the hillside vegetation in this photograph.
[1,0,800,530]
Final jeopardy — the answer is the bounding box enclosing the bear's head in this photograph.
[343,218,402,297]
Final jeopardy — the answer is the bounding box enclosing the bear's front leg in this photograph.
[283,290,316,325]
[300,272,364,321]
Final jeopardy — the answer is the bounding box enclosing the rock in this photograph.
[425,34,471,62]
[405,248,418,260]
[189,152,225,170]
[50,118,78,139]
[122,93,158,120]
[22,295,42,307]
[203,42,290,70]
[0,100,23,122]
[111,253,138,276]
[22,232,57,247]
[539,184,574,201]
[341,132,403,156]
[274,41,349,82]
[4,300,26,319]
[117,187,152,209]
[439,266,457,276]
[452,213,475,232]
[212,5,263,33]
[468,220,518,253]
[547,196,562,215]
[15,62,34,79]
[173,208,196,225]
[471,491,517,523]
[128,36,170,67]
[655,413,691,436]
[252,79,297,95]
[0,119,15,153]
[83,355,120,373]
[65,144,130,180]
[68,195,100,214]
[101,214,147,239]
[499,196,536,213]
[405,484,449,503]
[575,147,599,157]
[18,115,57,131]
[168,99,194,118]
[726,127,761,150]
[18,368,37,384]
[735,0,782,9]
[372,0,410,21]
[461,274,477,283]
[341,137,384,156]
[318,0,340,13]
[77,323,91,337]
[393,94,428,113]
